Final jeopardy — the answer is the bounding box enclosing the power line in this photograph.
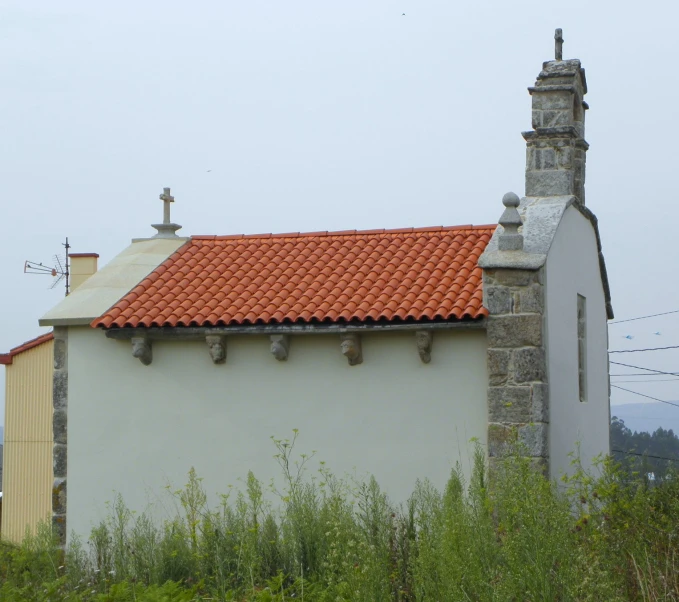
[611,378,679,383]
[610,346,679,354]
[609,309,679,325]
[612,448,679,463]
[610,384,679,409]
[609,361,679,377]
[611,373,679,377]
[611,415,678,421]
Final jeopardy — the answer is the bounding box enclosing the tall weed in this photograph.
[1,433,677,601]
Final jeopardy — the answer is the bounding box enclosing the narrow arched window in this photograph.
[577,294,587,402]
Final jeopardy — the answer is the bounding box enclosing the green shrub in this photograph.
[0,433,677,601]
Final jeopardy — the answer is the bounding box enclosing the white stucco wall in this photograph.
[66,326,487,539]
[545,206,610,478]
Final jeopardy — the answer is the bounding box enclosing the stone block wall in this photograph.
[484,268,548,472]
[52,327,68,546]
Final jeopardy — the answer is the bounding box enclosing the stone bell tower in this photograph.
[523,29,589,204]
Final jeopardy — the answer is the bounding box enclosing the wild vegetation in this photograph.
[1,431,678,601]
[611,415,679,481]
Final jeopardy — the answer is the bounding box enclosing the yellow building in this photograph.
[0,253,98,542]
[0,332,54,542]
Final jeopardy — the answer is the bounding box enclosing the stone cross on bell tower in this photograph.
[152,187,182,238]
[523,28,589,204]
[555,28,563,61]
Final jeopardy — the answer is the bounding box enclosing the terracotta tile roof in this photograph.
[0,332,54,365]
[93,225,495,329]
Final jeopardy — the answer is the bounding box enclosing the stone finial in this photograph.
[555,28,563,61]
[152,187,182,238]
[415,331,433,363]
[340,333,362,366]
[131,335,152,365]
[206,335,226,364]
[270,335,290,361]
[498,192,524,251]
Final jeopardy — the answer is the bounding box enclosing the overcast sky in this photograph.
[1,0,678,426]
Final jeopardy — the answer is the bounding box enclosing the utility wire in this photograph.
[612,448,679,463]
[610,346,679,354]
[611,415,679,421]
[610,384,679,409]
[609,361,679,377]
[611,373,679,377]
[609,309,679,325]
[611,378,679,383]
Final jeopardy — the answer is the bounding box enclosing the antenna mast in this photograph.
[24,237,71,296]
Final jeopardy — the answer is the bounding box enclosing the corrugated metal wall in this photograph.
[1,339,53,542]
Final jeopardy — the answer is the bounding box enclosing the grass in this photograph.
[1,432,678,601]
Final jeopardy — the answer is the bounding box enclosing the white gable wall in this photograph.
[66,326,487,540]
[545,206,610,478]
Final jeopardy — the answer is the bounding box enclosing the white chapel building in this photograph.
[39,36,613,543]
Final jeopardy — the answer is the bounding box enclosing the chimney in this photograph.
[523,29,589,204]
[68,253,99,292]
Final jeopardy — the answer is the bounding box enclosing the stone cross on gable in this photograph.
[555,28,563,61]
[159,187,175,225]
[149,186,182,239]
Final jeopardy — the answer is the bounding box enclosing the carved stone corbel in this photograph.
[131,335,152,366]
[415,330,433,363]
[205,335,226,364]
[340,333,362,366]
[270,335,290,361]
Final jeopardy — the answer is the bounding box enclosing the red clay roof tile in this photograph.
[0,332,54,365]
[92,225,495,329]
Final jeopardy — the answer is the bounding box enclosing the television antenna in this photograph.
[24,238,71,296]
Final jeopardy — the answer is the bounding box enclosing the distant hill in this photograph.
[611,403,679,435]
[0,425,3,443]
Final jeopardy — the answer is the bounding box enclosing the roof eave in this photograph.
[102,318,488,340]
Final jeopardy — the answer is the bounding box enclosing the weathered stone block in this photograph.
[53,371,68,411]
[540,147,557,169]
[54,443,67,478]
[53,478,67,515]
[53,339,67,370]
[531,383,550,423]
[52,514,67,547]
[556,146,573,169]
[488,386,532,422]
[515,284,543,314]
[488,423,517,457]
[484,269,537,287]
[487,314,542,348]
[487,349,510,386]
[526,170,574,197]
[531,137,569,149]
[53,409,67,444]
[519,422,548,457]
[513,347,546,383]
[542,110,570,129]
[531,90,572,110]
[484,286,511,314]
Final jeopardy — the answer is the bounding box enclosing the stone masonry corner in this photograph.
[52,326,68,547]
[484,268,549,471]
